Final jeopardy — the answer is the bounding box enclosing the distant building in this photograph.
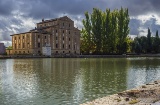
[0,43,6,54]
[10,16,80,55]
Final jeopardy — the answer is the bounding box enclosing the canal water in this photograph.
[0,58,160,105]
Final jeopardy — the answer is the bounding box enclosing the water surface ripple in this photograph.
[0,58,160,105]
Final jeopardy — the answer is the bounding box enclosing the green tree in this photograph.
[102,9,113,54]
[152,30,160,53]
[147,28,152,53]
[81,7,130,54]
[117,8,130,54]
[91,8,103,54]
[81,12,92,54]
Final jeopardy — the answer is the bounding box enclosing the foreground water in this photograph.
[0,58,160,105]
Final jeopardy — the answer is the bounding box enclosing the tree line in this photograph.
[81,7,130,54]
[132,28,160,54]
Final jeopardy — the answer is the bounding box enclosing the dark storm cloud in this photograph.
[129,19,141,35]
[144,17,160,36]
[0,16,24,41]
[1,0,160,45]
[0,0,15,16]
[129,16,160,36]
[1,0,160,19]
[16,0,108,19]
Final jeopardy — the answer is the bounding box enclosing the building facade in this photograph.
[11,16,80,55]
[0,43,6,54]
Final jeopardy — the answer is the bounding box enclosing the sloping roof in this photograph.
[37,16,73,24]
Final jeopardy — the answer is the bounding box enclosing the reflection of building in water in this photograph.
[12,59,41,103]
[1,59,14,89]
[127,58,160,89]
[42,58,51,74]
[0,59,14,104]
[49,59,80,81]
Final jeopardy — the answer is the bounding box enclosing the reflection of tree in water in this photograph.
[2,58,160,105]
[80,58,129,102]
[12,58,81,104]
[127,58,160,89]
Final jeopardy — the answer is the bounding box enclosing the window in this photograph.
[63,44,64,48]
[63,37,64,40]
[28,43,29,47]
[19,37,20,39]
[69,24,70,27]
[23,43,25,48]
[15,37,16,40]
[69,31,70,34]
[56,44,58,48]
[69,51,70,53]
[15,44,16,49]
[45,36,46,39]
[63,23,64,26]
[38,43,40,48]
[63,30,64,33]
[56,30,57,33]
[19,51,21,54]
[69,38,70,41]
[38,51,41,53]
[63,51,65,53]
[56,37,58,40]
[56,51,58,54]
[23,36,24,39]
[75,51,76,54]
[28,51,29,53]
[38,35,40,38]
[23,51,25,54]
[69,45,70,49]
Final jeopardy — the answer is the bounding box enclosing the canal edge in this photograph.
[80,80,160,105]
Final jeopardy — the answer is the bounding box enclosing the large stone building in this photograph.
[11,16,80,55]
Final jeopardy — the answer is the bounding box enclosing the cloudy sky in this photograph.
[0,0,160,46]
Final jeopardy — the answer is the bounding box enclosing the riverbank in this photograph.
[1,54,160,59]
[81,80,160,105]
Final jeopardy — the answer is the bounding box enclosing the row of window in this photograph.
[14,50,77,54]
[55,51,77,54]
[54,30,71,34]
[14,43,30,49]
[39,22,71,28]
[37,35,48,39]
[15,51,30,54]
[56,37,71,41]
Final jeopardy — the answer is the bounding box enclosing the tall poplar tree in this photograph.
[147,28,152,53]
[81,7,130,54]
[91,8,103,54]
[81,12,92,54]
[153,30,160,53]
[117,8,130,54]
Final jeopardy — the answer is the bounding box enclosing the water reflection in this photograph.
[127,57,160,89]
[0,58,160,105]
